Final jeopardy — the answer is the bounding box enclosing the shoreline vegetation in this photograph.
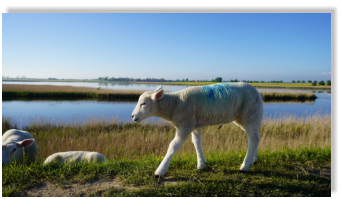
[2,79,331,89]
[2,114,330,162]
[2,114,331,196]
[3,84,318,101]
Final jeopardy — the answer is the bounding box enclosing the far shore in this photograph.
[2,79,331,90]
[2,84,318,102]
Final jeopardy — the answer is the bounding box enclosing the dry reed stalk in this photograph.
[2,84,145,95]
[3,114,330,163]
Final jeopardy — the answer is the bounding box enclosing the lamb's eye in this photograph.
[140,102,146,107]
[13,148,16,152]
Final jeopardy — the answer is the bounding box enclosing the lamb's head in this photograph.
[132,85,164,123]
[2,139,35,164]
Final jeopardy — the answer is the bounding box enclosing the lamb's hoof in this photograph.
[239,170,247,173]
[154,175,160,178]
[254,161,258,164]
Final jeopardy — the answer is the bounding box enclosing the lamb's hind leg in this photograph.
[192,128,206,170]
[240,127,261,171]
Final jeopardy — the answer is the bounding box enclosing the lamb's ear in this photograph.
[152,85,164,101]
[16,139,35,148]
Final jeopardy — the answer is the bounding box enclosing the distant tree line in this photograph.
[291,80,331,86]
[97,77,225,82]
[97,76,331,86]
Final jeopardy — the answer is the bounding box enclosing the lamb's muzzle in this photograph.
[132,115,140,122]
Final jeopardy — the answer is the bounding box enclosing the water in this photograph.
[2,81,331,128]
[2,80,189,92]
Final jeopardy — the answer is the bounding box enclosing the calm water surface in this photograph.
[2,81,331,128]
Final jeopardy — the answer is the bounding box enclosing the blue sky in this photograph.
[2,13,331,82]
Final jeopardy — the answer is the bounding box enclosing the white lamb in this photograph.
[2,129,39,164]
[132,82,263,177]
[43,151,108,165]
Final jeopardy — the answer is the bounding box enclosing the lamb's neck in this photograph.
[154,93,178,122]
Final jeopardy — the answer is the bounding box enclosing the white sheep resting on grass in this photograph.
[2,129,38,164]
[43,151,108,165]
[132,82,263,177]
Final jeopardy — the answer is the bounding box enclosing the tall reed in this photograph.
[2,114,330,163]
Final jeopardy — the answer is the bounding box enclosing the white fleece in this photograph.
[132,82,263,176]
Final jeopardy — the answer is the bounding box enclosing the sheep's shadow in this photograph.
[156,164,330,188]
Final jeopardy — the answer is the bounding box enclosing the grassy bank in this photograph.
[2,114,331,196]
[2,84,144,100]
[3,84,317,101]
[2,148,331,197]
[260,92,317,102]
[3,79,331,89]
[2,114,331,161]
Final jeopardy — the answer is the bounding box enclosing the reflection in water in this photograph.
[257,88,312,93]
[264,100,315,105]
[99,82,108,86]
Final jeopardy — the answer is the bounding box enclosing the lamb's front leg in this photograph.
[154,128,191,177]
[192,128,206,170]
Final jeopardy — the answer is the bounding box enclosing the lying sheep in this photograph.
[132,83,263,177]
[43,151,108,165]
[2,129,38,164]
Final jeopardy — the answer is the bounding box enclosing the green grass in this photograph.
[2,114,331,196]
[2,147,331,197]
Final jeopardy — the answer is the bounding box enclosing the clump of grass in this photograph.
[2,118,15,130]
[260,92,317,102]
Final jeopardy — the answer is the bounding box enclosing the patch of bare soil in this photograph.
[19,166,330,197]
[20,176,182,197]
[159,176,183,186]
[296,165,331,179]
[20,178,141,197]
